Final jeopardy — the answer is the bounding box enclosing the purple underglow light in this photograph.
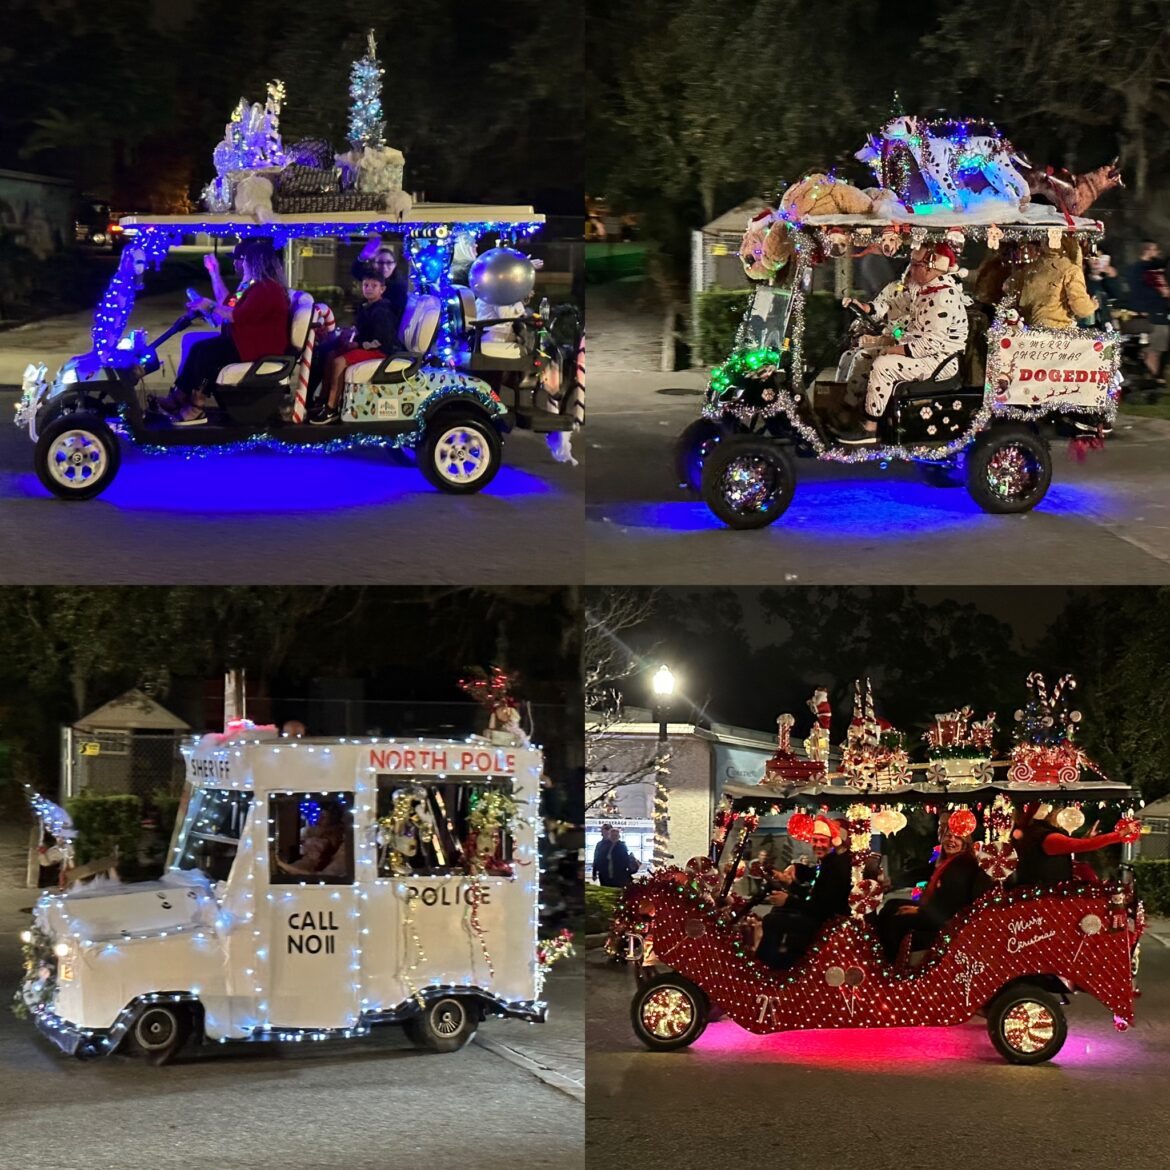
[605,477,1112,537]
[15,448,549,512]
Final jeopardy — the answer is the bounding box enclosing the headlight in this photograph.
[20,930,31,944]
[53,942,71,958]
[60,367,79,385]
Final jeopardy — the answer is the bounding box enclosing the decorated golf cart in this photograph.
[14,35,582,500]
[613,673,1145,1065]
[16,723,575,1064]
[678,115,1124,528]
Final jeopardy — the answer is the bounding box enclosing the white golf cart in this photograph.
[15,207,581,499]
[19,730,549,1064]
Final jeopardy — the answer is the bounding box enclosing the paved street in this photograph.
[585,283,1170,584]
[0,883,583,1170]
[0,294,583,584]
[586,936,1170,1170]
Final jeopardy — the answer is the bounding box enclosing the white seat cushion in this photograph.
[217,360,291,385]
[344,356,414,384]
[481,337,522,359]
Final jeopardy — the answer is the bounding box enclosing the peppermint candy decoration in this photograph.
[977,841,1017,882]
[848,878,884,917]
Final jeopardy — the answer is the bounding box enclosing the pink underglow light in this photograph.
[688,1018,1141,1071]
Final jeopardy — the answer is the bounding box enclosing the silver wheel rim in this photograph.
[432,1000,465,1036]
[720,454,781,514]
[986,443,1040,500]
[434,426,489,484]
[136,1008,176,1050]
[1002,1000,1055,1053]
[640,987,695,1040]
[48,429,108,489]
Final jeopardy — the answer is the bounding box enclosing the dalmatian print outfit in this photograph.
[837,268,918,405]
[865,272,968,418]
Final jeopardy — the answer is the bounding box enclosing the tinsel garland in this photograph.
[465,788,520,875]
[378,791,433,875]
[12,924,55,1020]
[651,746,672,871]
[398,886,428,1010]
[465,874,495,981]
[535,929,575,994]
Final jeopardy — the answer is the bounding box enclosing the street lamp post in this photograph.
[651,665,675,870]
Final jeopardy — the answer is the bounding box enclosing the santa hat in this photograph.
[944,228,966,251]
[926,243,959,272]
[811,817,843,847]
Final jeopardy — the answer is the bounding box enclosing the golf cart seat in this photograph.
[343,294,441,385]
[893,353,963,399]
[450,284,531,369]
[215,289,314,388]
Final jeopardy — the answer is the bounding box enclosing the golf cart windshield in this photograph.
[173,788,253,883]
[740,283,796,351]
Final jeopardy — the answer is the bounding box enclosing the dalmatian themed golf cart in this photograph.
[14,207,581,500]
[677,116,1123,529]
[18,729,554,1064]
[611,678,1144,1065]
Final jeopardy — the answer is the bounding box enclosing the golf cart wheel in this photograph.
[700,436,795,529]
[34,412,120,500]
[630,972,709,1052]
[129,1005,190,1066]
[674,418,729,493]
[986,984,1067,1065]
[966,425,1051,514]
[419,410,502,494]
[404,996,479,1053]
[916,460,964,488]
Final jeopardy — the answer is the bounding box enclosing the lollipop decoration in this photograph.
[1008,673,1096,783]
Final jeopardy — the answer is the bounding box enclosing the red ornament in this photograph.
[787,812,816,842]
[1115,817,1141,844]
[1000,337,1012,348]
[948,809,977,838]
[1093,340,1104,352]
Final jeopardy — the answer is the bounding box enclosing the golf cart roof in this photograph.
[120,204,545,233]
[722,777,1135,808]
[796,203,1102,236]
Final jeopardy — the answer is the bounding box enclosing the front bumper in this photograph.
[31,1007,110,1058]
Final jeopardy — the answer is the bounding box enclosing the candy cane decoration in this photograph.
[291,302,335,423]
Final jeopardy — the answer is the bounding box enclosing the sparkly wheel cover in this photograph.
[432,1001,465,1035]
[641,987,696,1039]
[434,427,489,483]
[985,443,1040,500]
[1001,1001,1055,1053]
[136,1008,177,1049]
[48,430,107,488]
[720,455,780,514]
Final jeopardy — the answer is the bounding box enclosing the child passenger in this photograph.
[310,265,403,425]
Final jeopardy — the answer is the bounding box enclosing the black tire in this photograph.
[404,996,479,1053]
[916,460,964,488]
[700,436,796,529]
[34,412,120,500]
[630,972,709,1052]
[965,425,1051,514]
[129,1005,190,1066]
[674,418,726,493]
[986,984,1067,1065]
[418,410,502,494]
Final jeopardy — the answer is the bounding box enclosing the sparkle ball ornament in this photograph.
[469,248,537,307]
[1056,806,1085,833]
[948,809,978,838]
[786,811,816,842]
[1115,816,1142,844]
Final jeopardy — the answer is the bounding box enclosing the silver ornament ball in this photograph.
[469,247,536,306]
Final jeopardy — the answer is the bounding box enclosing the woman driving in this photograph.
[154,238,290,426]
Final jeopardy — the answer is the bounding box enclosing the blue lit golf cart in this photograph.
[15,207,581,499]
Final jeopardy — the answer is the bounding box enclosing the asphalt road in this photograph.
[586,938,1170,1170]
[0,388,583,584]
[583,282,1170,584]
[0,888,583,1170]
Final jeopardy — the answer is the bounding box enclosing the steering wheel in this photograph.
[845,299,883,334]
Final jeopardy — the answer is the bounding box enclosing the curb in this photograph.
[473,1035,584,1102]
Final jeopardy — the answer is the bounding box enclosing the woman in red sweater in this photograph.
[161,238,290,426]
[1008,803,1136,887]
